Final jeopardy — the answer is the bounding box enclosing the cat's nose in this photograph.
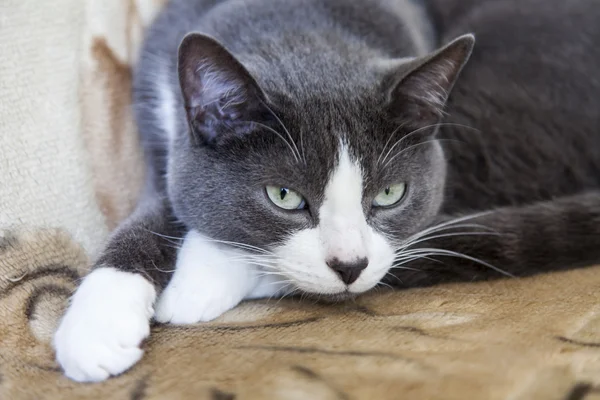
[327,258,368,285]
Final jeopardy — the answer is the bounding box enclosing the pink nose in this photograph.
[326,258,368,285]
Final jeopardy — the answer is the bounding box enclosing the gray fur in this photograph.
[98,0,600,294]
[385,0,600,286]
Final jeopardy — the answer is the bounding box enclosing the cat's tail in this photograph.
[386,191,600,287]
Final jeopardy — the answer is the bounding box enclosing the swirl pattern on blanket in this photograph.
[0,228,599,399]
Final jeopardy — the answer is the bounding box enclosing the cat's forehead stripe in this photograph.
[317,142,369,263]
[323,142,364,208]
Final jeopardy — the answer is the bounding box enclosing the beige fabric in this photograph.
[0,0,108,255]
[80,0,164,231]
[1,0,600,398]
[1,228,600,399]
[0,0,164,250]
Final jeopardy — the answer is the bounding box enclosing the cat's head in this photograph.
[168,33,474,298]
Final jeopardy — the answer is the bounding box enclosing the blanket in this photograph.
[1,1,599,399]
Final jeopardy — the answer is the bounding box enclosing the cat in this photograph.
[377,0,600,286]
[53,0,600,383]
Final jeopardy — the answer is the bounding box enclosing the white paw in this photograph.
[53,268,156,382]
[154,276,245,324]
[154,230,260,324]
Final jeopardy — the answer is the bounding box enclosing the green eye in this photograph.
[372,183,407,207]
[266,186,306,210]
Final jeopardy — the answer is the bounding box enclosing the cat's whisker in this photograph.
[393,254,444,267]
[401,231,502,249]
[396,247,514,277]
[245,120,300,163]
[393,250,435,260]
[162,240,277,257]
[254,269,287,277]
[259,101,303,163]
[240,261,280,270]
[377,123,406,165]
[383,138,465,169]
[300,128,306,164]
[379,122,480,167]
[197,238,276,255]
[386,222,498,242]
[264,278,294,286]
[383,139,440,168]
[390,255,430,269]
[227,255,280,262]
[395,225,492,252]
[385,271,404,285]
[395,247,465,259]
[436,122,482,134]
[226,250,279,257]
[389,265,422,271]
[144,229,184,242]
[420,222,497,237]
[398,212,495,247]
[144,229,184,246]
[380,123,438,166]
[274,285,301,305]
[378,281,394,290]
[149,260,177,274]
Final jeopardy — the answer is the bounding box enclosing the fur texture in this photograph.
[54,0,600,382]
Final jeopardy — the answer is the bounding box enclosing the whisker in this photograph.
[401,231,502,249]
[399,212,495,247]
[227,255,280,261]
[377,124,406,165]
[379,122,481,166]
[391,255,432,269]
[383,138,464,169]
[144,229,184,241]
[385,271,404,285]
[378,281,394,290]
[144,229,184,246]
[238,261,281,270]
[380,124,436,166]
[396,224,493,252]
[275,286,301,305]
[243,120,299,163]
[197,238,276,255]
[259,101,303,163]
[397,247,514,277]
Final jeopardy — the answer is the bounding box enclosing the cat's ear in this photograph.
[178,33,267,145]
[384,34,474,126]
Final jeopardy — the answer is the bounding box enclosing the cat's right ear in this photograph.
[384,34,475,128]
[178,33,267,146]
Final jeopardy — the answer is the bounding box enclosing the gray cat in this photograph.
[54,0,600,383]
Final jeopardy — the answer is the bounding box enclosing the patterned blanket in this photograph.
[1,1,599,398]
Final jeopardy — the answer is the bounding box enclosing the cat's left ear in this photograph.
[178,33,268,145]
[384,34,475,126]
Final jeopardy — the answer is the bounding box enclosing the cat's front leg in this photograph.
[54,199,183,382]
[154,230,285,324]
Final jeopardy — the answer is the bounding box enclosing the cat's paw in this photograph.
[154,278,243,324]
[153,230,258,324]
[53,268,156,382]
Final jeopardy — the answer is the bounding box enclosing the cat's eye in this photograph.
[266,186,306,210]
[372,183,407,208]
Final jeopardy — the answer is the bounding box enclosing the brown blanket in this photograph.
[1,0,600,398]
[1,228,600,399]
